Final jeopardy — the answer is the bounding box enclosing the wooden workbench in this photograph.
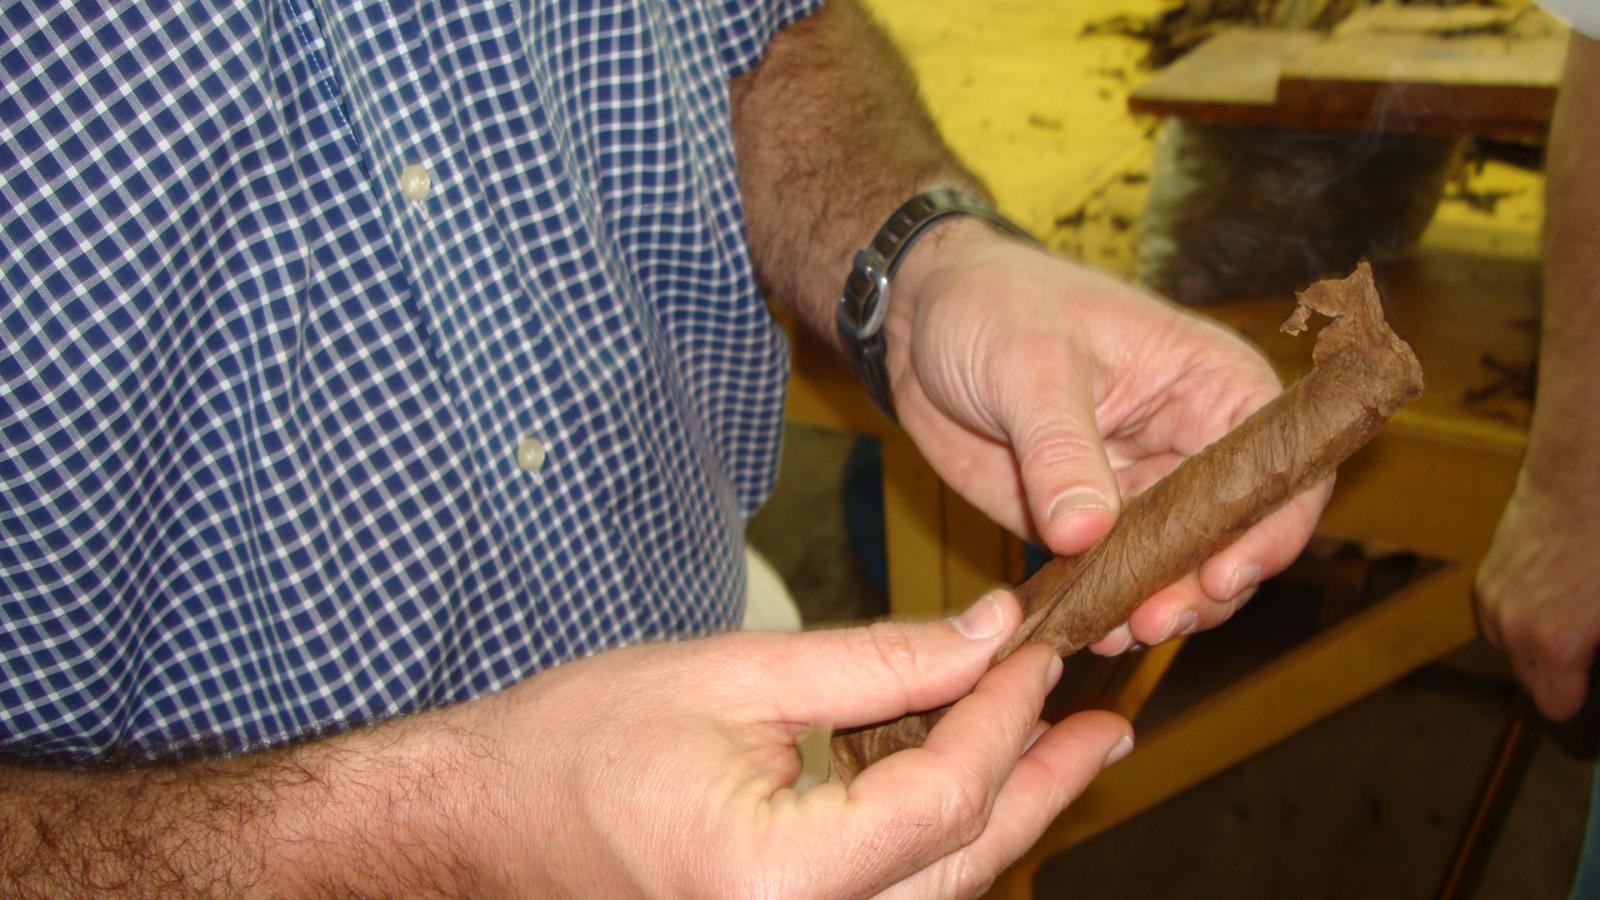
[1127,7,1568,143]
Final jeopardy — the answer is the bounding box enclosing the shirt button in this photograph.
[516,436,547,474]
[399,163,432,202]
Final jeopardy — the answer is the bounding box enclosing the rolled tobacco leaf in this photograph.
[830,262,1424,782]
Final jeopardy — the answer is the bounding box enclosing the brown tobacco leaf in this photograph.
[831,262,1423,782]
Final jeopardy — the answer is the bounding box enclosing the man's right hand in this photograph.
[3,591,1132,899]
[459,590,1130,898]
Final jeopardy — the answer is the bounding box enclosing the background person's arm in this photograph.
[1476,31,1600,722]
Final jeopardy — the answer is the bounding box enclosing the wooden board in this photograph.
[1128,14,1566,142]
[1276,31,1567,142]
[991,561,1487,898]
[1285,32,1564,88]
[1129,29,1323,125]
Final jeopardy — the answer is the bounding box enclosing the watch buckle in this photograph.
[844,248,891,341]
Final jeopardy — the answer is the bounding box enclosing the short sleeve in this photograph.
[714,0,825,77]
[1540,0,1600,40]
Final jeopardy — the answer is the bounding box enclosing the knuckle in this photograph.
[861,622,924,694]
[1022,427,1101,466]
[948,857,994,900]
[930,761,991,845]
[1529,622,1582,668]
[1498,612,1535,652]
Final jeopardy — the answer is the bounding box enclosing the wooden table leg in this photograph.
[1435,699,1540,900]
[994,560,1480,897]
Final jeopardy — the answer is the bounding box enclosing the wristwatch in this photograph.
[836,188,1034,421]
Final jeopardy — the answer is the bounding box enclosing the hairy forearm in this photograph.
[730,0,983,347]
[0,712,495,897]
[1524,32,1600,491]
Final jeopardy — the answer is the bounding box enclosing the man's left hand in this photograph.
[886,220,1332,653]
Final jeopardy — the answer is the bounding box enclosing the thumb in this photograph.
[743,591,1024,730]
[998,350,1120,555]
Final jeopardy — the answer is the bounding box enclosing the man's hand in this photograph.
[464,591,1129,898]
[887,222,1332,654]
[1477,475,1600,722]
[2,593,1130,899]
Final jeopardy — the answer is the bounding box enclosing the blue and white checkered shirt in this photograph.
[1,0,817,764]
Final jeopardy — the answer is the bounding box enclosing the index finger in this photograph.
[832,644,1062,891]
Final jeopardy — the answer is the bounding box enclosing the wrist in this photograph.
[1518,421,1600,501]
[890,213,1025,321]
[255,711,501,895]
[837,189,1035,419]
[1511,460,1600,515]
[1500,460,1600,551]
[884,216,1014,382]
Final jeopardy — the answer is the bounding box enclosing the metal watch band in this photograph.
[836,188,1034,421]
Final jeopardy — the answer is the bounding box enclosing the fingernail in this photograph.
[1103,734,1134,769]
[953,593,1005,640]
[1045,654,1064,692]
[1103,624,1134,656]
[1023,722,1049,754]
[1227,564,1262,600]
[1163,610,1199,642]
[1046,488,1110,527]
